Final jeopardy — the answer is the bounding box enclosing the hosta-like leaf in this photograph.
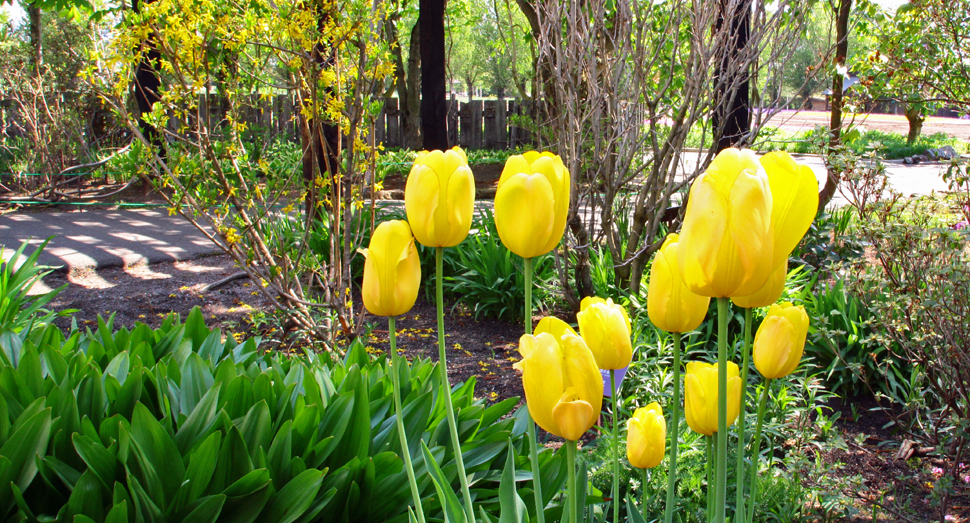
[72,433,117,491]
[498,447,527,523]
[0,406,51,508]
[261,468,325,523]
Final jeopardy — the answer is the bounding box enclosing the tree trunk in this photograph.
[465,78,474,103]
[818,0,852,212]
[420,0,448,150]
[27,3,42,75]
[905,103,924,144]
[132,0,166,175]
[713,0,751,152]
[391,19,422,149]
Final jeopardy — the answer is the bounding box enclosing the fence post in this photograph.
[483,100,497,149]
[385,97,401,148]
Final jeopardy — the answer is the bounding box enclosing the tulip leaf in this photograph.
[625,494,648,523]
[174,382,222,454]
[261,468,325,523]
[180,494,226,523]
[72,433,117,491]
[105,499,128,523]
[421,440,467,523]
[0,406,52,509]
[66,470,104,521]
[498,445,527,523]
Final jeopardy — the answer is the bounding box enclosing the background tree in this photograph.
[420,0,448,149]
[534,0,811,305]
[855,0,970,144]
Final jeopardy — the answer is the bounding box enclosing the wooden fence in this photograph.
[159,95,534,150]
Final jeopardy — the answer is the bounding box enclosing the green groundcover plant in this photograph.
[0,305,572,523]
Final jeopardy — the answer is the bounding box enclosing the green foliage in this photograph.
[790,207,863,274]
[0,305,558,522]
[756,126,967,160]
[0,239,70,334]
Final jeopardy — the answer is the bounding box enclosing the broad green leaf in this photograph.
[175,383,223,453]
[498,446,527,523]
[181,494,226,523]
[260,468,325,523]
[0,407,52,507]
[130,403,185,504]
[105,500,128,523]
[421,441,467,523]
[72,433,117,491]
[66,470,104,521]
[171,431,222,512]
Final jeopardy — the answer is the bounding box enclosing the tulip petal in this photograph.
[552,390,595,441]
[494,172,556,258]
[534,316,579,339]
[439,163,475,247]
[761,151,820,267]
[731,260,788,309]
[559,333,604,417]
[725,168,774,296]
[521,332,564,437]
[405,163,442,247]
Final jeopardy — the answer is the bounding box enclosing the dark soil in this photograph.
[38,253,970,523]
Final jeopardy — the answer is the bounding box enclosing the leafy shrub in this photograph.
[0,306,562,522]
[755,126,966,160]
[790,207,863,274]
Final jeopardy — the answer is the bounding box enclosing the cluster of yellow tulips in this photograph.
[358,144,818,523]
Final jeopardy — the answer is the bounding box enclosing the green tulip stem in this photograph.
[435,246,475,523]
[706,435,714,523]
[610,369,620,523]
[735,307,753,523]
[746,378,772,523]
[566,441,578,523]
[642,467,649,510]
[389,316,426,523]
[523,256,546,523]
[524,256,533,335]
[663,332,682,523]
[715,298,729,523]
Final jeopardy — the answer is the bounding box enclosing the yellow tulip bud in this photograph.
[753,302,809,379]
[515,317,603,441]
[684,361,742,436]
[627,403,666,469]
[678,148,774,298]
[647,233,711,333]
[360,220,421,317]
[576,296,633,370]
[405,147,476,248]
[759,152,819,268]
[494,151,570,258]
[731,260,788,309]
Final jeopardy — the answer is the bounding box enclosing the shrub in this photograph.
[0,238,70,334]
[0,306,563,522]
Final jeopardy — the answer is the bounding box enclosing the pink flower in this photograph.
[932,466,944,476]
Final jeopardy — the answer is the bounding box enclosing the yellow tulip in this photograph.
[759,151,819,268]
[494,151,570,258]
[731,260,788,309]
[576,296,633,370]
[684,361,742,436]
[404,147,476,248]
[514,317,603,441]
[647,233,711,333]
[753,302,809,379]
[360,220,421,317]
[678,148,774,298]
[626,403,666,469]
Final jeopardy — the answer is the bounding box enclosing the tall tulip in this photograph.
[577,295,632,523]
[361,220,421,318]
[495,151,570,259]
[646,232,709,523]
[361,220,425,523]
[684,361,741,437]
[404,147,476,248]
[404,146,476,522]
[516,317,603,440]
[648,233,711,333]
[516,317,602,523]
[747,304,809,523]
[576,296,633,370]
[678,148,774,299]
[759,151,819,269]
[627,403,666,469]
[753,302,809,379]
